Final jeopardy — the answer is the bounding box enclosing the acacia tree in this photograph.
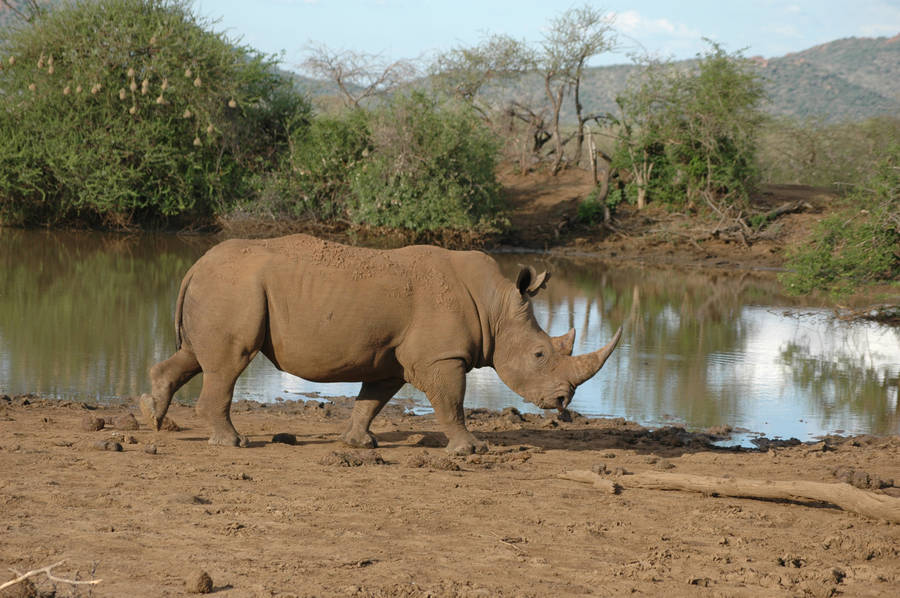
[301,44,417,109]
[540,4,616,174]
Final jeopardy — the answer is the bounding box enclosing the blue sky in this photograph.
[192,0,900,70]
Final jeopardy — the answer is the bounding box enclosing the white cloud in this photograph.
[766,23,802,39]
[613,10,700,40]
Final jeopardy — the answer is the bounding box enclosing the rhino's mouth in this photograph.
[532,390,573,411]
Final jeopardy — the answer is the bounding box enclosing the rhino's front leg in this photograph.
[341,378,405,449]
[422,360,488,456]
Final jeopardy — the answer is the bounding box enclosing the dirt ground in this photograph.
[498,167,838,272]
[2,394,899,597]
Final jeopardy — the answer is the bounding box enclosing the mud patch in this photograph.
[319,450,386,467]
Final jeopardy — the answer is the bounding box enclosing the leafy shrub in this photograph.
[780,145,900,296]
[348,92,503,232]
[610,42,765,212]
[757,116,900,187]
[0,0,310,227]
[247,110,370,221]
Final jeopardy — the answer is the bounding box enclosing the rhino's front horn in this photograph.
[567,326,623,387]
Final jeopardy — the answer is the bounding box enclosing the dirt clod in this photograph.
[185,569,213,594]
[113,413,140,430]
[319,450,385,467]
[93,439,122,452]
[80,415,104,431]
[406,452,461,471]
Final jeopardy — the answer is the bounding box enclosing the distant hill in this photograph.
[753,35,900,122]
[291,35,900,125]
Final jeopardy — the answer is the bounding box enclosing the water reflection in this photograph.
[1,229,898,441]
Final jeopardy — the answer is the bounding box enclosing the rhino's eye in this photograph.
[534,351,544,358]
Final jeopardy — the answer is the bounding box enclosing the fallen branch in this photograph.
[560,470,900,523]
[0,560,102,591]
[558,470,619,494]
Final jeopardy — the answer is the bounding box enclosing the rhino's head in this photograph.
[492,266,622,411]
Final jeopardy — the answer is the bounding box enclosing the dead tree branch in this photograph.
[0,560,102,591]
[560,469,900,523]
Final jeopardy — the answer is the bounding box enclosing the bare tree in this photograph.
[540,5,617,174]
[301,43,417,109]
[430,34,534,121]
[1,0,42,23]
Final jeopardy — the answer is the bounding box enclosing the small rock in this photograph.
[185,569,213,594]
[160,416,181,431]
[144,444,158,455]
[81,415,105,432]
[93,439,123,452]
[113,413,140,431]
[271,432,297,445]
[654,459,675,470]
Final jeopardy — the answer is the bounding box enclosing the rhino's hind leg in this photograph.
[341,378,405,448]
[140,348,201,431]
[196,370,250,447]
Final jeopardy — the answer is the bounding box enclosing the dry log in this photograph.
[560,469,900,523]
[558,470,620,494]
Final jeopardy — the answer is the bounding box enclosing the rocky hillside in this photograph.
[293,35,900,125]
[524,35,900,124]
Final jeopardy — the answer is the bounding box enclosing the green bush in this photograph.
[246,110,370,221]
[780,145,900,296]
[757,116,900,187]
[611,42,764,211]
[0,0,310,227]
[348,92,503,232]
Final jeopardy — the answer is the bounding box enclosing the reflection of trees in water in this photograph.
[0,229,213,400]
[492,255,787,427]
[779,339,900,435]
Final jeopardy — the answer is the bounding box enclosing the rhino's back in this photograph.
[187,235,489,381]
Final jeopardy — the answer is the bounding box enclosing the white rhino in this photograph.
[140,234,621,454]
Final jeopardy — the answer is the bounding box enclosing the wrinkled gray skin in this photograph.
[140,234,622,454]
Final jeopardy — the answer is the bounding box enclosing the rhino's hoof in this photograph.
[138,394,161,431]
[340,430,378,449]
[445,439,488,456]
[208,433,247,447]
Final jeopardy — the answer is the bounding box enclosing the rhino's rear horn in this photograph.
[551,328,576,356]
[567,326,623,387]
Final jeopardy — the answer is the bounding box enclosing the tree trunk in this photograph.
[545,73,565,175]
[573,67,585,166]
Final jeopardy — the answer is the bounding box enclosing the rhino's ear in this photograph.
[516,265,551,297]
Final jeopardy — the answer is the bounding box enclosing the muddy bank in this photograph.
[1,393,899,597]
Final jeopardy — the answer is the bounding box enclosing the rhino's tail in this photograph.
[174,269,194,351]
